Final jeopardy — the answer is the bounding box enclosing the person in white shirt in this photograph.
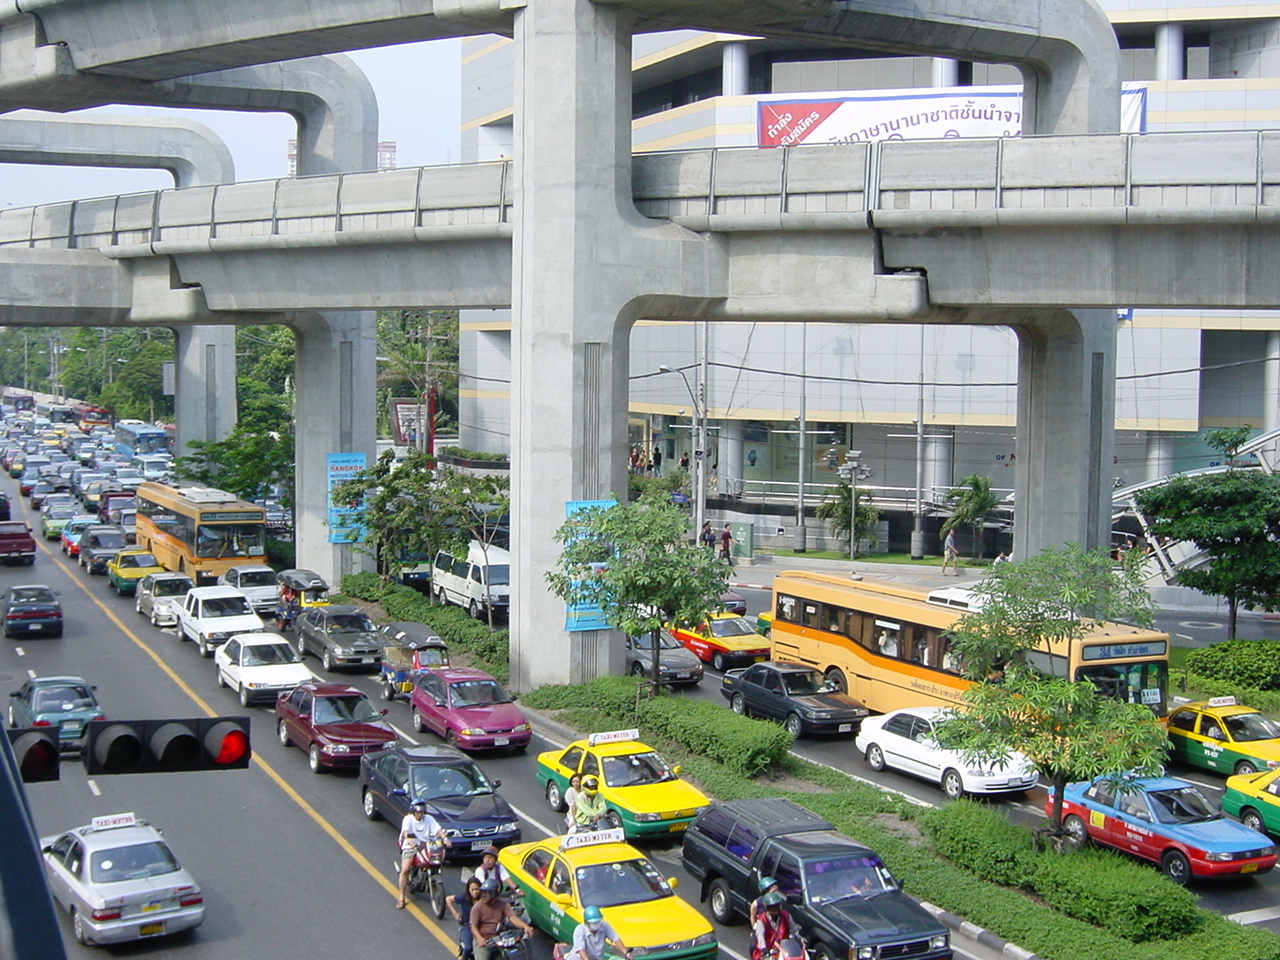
[397,798,449,908]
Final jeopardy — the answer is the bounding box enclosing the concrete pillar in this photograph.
[172,325,236,455]
[1145,431,1176,482]
[1012,309,1116,559]
[288,311,377,587]
[722,42,750,96]
[720,420,744,496]
[923,426,954,502]
[1265,331,1280,436]
[1155,23,1186,82]
[931,58,959,88]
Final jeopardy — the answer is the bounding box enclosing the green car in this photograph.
[7,676,103,751]
[40,506,78,540]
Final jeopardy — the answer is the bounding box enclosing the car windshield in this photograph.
[241,642,300,666]
[1145,786,1219,824]
[91,841,180,883]
[413,763,492,799]
[449,679,511,707]
[708,617,756,639]
[784,671,834,696]
[313,695,380,725]
[574,858,672,908]
[804,855,897,902]
[118,553,158,568]
[1225,712,1280,742]
[153,579,192,597]
[33,686,93,711]
[94,533,125,549]
[482,564,509,586]
[11,588,55,603]
[601,750,676,787]
[0,522,26,535]
[238,570,276,587]
[328,613,376,634]
[202,597,252,617]
[47,508,76,519]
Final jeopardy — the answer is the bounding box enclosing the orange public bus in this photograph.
[134,482,267,585]
[769,571,1169,716]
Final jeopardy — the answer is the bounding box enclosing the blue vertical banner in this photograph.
[563,499,615,632]
[327,452,367,543]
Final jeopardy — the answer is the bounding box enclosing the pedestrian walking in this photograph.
[700,520,716,549]
[719,523,736,566]
[940,527,960,576]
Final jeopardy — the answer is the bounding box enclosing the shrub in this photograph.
[1177,670,1280,715]
[1185,640,1280,691]
[917,800,1036,887]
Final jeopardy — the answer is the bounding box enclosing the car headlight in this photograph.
[855,948,875,960]
[514,723,531,732]
[333,647,353,656]
[244,682,264,689]
[634,813,662,822]
[210,631,230,641]
[443,828,461,838]
[1205,851,1235,862]
[329,744,351,754]
[460,728,486,736]
[1267,760,1280,770]
[930,934,949,950]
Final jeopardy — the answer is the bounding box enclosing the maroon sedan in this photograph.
[409,668,532,753]
[275,680,397,773]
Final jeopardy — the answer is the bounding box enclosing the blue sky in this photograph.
[0,39,462,208]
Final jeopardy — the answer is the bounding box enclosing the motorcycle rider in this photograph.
[572,775,607,832]
[566,905,632,960]
[397,798,450,909]
[474,845,518,895]
[471,878,534,960]
[751,892,795,960]
[448,877,483,959]
[748,876,779,926]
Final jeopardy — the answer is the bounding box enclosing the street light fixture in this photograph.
[837,450,864,561]
[658,364,706,541]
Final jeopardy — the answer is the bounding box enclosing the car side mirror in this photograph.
[553,894,573,907]
[666,877,679,890]
[772,689,783,696]
[41,845,52,854]
[380,709,389,717]
[671,765,681,776]
[492,779,502,789]
[54,591,60,597]
[392,788,408,797]
[510,694,519,702]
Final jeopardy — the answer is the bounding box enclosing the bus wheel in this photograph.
[824,667,848,694]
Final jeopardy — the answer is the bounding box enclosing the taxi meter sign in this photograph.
[559,828,627,851]
[587,729,639,746]
[90,812,138,831]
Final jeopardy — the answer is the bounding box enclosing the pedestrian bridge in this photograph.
[2,129,1280,322]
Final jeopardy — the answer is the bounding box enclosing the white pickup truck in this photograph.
[175,586,265,657]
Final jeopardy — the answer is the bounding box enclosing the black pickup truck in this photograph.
[681,797,952,960]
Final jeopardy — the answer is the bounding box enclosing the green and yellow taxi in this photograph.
[668,613,770,673]
[536,730,709,838]
[1167,697,1280,777]
[105,549,167,597]
[499,829,716,960]
[1224,766,1280,836]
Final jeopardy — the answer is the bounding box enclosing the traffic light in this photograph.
[83,717,251,775]
[5,728,60,783]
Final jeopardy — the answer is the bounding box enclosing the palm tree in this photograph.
[817,480,880,557]
[943,475,1000,561]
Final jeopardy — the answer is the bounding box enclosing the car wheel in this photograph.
[784,713,803,739]
[239,685,251,708]
[824,667,848,693]
[629,662,645,678]
[322,649,334,672]
[712,652,726,672]
[813,946,835,960]
[546,779,565,812]
[198,635,211,658]
[412,708,425,734]
[1062,814,1089,849]
[942,768,965,800]
[731,693,746,716]
[708,877,735,924]
[216,668,226,688]
[865,744,886,772]
[71,908,89,946]
[382,682,397,702]
[1161,849,1191,885]
[445,729,458,748]
[435,585,446,605]
[277,719,291,748]
[308,743,324,774]
[602,810,622,831]
[295,637,307,659]
[134,597,142,615]
[468,599,479,619]
[150,609,160,627]
[6,706,14,726]
[1237,760,1259,776]
[363,788,383,821]
[1241,807,1267,834]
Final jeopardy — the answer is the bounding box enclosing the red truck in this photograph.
[0,520,37,565]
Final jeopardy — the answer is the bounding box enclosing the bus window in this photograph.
[802,602,821,630]
[776,594,798,622]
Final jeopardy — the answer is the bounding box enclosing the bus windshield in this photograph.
[195,524,265,558]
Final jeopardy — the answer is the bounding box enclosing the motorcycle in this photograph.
[487,922,530,960]
[396,838,447,918]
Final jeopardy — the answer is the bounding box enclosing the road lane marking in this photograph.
[14,646,23,656]
[86,779,100,797]
[510,803,556,837]
[390,723,417,742]
[26,668,36,678]
[41,545,457,950]
[1228,905,1280,925]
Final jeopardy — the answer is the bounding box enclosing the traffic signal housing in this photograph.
[5,728,60,782]
[83,717,251,775]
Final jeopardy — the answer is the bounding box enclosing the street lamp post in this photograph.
[838,450,863,561]
[659,364,705,541]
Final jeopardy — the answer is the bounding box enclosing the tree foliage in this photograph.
[932,545,1168,837]
[943,474,1001,560]
[173,425,295,507]
[815,480,880,556]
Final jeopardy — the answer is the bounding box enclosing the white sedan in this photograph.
[214,632,315,707]
[854,706,1039,799]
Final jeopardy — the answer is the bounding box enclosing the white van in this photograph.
[432,541,510,619]
[131,455,172,482]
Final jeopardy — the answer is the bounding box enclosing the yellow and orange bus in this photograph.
[769,571,1169,716]
[134,482,267,585]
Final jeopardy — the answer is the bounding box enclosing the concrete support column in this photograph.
[1145,431,1176,482]
[931,58,959,88]
[1265,331,1280,436]
[722,42,750,96]
[1155,23,1186,82]
[289,311,377,587]
[923,426,954,502]
[1012,309,1116,559]
[172,325,236,454]
[720,419,744,496]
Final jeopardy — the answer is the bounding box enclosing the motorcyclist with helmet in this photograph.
[566,905,632,960]
[572,775,607,832]
[471,878,534,960]
[751,891,796,960]
[397,797,450,909]
[748,876,779,926]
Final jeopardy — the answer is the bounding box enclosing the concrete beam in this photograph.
[0,248,131,324]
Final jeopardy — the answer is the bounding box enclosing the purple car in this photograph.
[409,667,532,752]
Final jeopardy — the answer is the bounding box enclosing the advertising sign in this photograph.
[326,452,367,543]
[563,499,615,632]
[388,398,427,446]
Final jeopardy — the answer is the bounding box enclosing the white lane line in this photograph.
[720,944,749,960]
[787,749,934,808]
[390,723,418,743]
[26,668,36,679]
[1228,905,1280,925]
[87,780,101,797]
[14,646,24,656]
[1176,634,1194,642]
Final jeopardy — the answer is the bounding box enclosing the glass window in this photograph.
[413,762,491,799]
[1147,785,1218,825]
[763,671,783,694]
[775,594,799,623]
[1117,790,1151,820]
[692,807,735,848]
[783,671,828,696]
[313,694,380,725]
[1224,712,1280,743]
[574,858,671,908]
[194,523,264,559]
[449,680,511,707]
[91,841,179,882]
[772,853,803,900]
[600,751,675,788]
[1168,709,1197,732]
[558,746,583,772]
[883,715,914,738]
[726,822,760,862]
[523,848,554,885]
[803,855,895,902]
[1086,780,1115,807]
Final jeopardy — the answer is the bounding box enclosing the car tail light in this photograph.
[91,907,121,922]
[31,719,51,727]
[179,894,203,907]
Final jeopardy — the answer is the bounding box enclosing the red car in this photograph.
[274,680,397,773]
[408,667,531,753]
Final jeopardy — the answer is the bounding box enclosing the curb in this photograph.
[918,902,1040,960]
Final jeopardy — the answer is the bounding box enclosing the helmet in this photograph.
[762,891,785,908]
[410,798,428,810]
[480,879,501,893]
[482,846,500,857]
[583,906,604,924]
[582,776,599,792]
[758,876,777,893]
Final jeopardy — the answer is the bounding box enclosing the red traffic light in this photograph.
[6,728,61,782]
[83,717,252,774]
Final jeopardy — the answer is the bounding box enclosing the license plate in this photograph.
[754,655,767,662]
[28,623,41,631]
[139,922,164,936]
[361,658,375,664]
[63,722,81,732]
[1242,862,1260,873]
[493,737,510,746]
[141,902,161,913]
[472,840,493,851]
[675,672,689,679]
[838,723,852,733]
[668,822,688,832]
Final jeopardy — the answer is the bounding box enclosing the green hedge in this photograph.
[1185,640,1280,691]
[1176,669,1280,714]
[340,572,510,681]
[917,800,1036,888]
[522,676,791,777]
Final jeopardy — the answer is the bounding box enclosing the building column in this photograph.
[1011,309,1117,559]
[931,58,959,88]
[922,426,954,503]
[720,420,744,496]
[1155,23,1186,82]
[1145,431,1176,481]
[723,42,750,97]
[172,325,236,454]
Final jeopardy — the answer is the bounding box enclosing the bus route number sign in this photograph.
[1080,641,1167,661]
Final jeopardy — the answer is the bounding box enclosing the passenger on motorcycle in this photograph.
[471,878,534,960]
[474,845,518,895]
[567,905,632,960]
[448,877,483,959]
[751,892,795,960]
[572,775,607,831]
[397,798,450,909]
[748,876,779,927]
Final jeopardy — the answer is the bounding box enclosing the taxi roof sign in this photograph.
[559,828,626,851]
[1208,696,1238,708]
[587,729,640,746]
[90,812,137,831]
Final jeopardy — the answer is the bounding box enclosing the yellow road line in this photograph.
[32,510,455,949]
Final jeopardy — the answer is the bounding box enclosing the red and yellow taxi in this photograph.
[668,613,769,672]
